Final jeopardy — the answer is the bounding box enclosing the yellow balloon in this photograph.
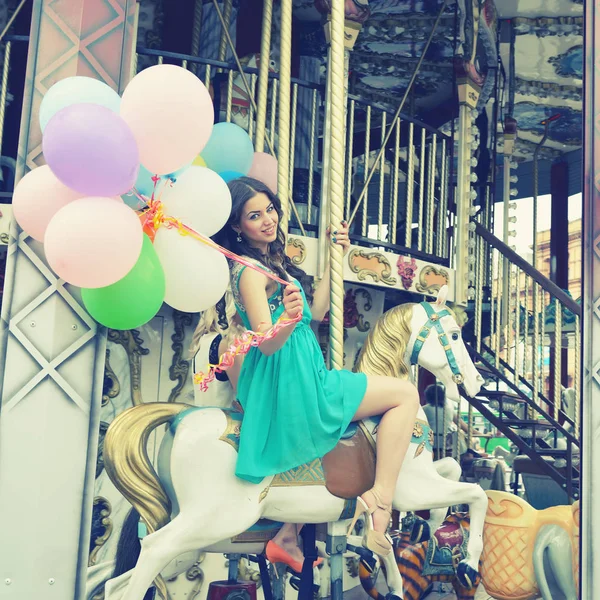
[193,155,207,167]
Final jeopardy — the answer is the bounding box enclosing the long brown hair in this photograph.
[215,176,313,302]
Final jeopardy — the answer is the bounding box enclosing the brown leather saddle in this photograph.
[322,422,375,499]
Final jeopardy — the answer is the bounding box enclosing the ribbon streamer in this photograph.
[138,196,301,390]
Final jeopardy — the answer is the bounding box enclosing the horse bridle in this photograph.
[409,301,464,385]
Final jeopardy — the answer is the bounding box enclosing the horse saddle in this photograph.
[322,423,376,499]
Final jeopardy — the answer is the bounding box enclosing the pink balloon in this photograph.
[120,65,214,175]
[12,166,84,241]
[44,197,143,288]
[248,152,278,193]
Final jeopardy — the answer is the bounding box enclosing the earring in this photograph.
[236,233,242,243]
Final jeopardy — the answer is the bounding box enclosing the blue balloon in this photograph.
[121,165,157,208]
[40,76,121,133]
[219,170,244,183]
[201,122,254,175]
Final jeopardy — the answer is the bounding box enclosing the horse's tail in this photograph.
[104,403,188,600]
[104,402,188,534]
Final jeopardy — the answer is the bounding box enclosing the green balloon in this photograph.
[82,235,165,330]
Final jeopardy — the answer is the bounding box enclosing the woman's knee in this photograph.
[393,381,420,411]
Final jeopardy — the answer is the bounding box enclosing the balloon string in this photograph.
[140,199,291,286]
[138,198,301,390]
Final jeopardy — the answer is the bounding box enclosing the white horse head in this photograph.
[408,286,483,402]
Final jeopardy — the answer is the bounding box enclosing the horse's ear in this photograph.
[435,285,449,307]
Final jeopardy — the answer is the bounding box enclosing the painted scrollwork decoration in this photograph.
[88,497,113,566]
[102,349,120,407]
[286,237,307,265]
[96,421,110,479]
[107,329,149,406]
[168,310,194,403]
[348,249,397,287]
[186,554,206,600]
[415,265,449,294]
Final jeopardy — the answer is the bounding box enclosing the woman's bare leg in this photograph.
[271,523,303,562]
[353,375,420,533]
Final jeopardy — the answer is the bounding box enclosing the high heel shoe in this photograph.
[265,540,324,573]
[347,490,393,557]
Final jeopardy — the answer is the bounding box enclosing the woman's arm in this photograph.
[310,222,351,322]
[238,268,302,356]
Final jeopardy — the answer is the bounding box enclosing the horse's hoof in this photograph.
[410,518,430,544]
[456,562,479,589]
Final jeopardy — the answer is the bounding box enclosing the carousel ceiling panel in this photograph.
[499,3,582,161]
[495,0,582,19]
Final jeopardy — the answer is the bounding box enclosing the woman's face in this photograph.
[235,192,279,250]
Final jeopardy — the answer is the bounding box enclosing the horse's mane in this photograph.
[355,303,416,380]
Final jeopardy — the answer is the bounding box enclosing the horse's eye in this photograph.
[452,333,460,341]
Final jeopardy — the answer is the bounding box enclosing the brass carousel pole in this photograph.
[322,10,361,370]
[278,0,293,228]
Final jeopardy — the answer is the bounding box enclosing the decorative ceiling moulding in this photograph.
[512,16,583,37]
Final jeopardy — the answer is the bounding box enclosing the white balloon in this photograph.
[154,227,229,312]
[161,166,232,237]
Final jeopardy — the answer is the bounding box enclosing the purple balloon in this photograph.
[43,103,140,196]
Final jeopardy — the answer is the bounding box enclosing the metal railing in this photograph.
[472,221,581,438]
[135,46,454,263]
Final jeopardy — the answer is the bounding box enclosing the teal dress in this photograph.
[231,260,367,483]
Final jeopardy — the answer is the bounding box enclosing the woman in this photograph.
[215,177,420,558]
[190,289,319,571]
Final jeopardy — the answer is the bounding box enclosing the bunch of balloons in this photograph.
[12,66,279,330]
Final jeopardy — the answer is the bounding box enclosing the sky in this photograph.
[493,193,582,260]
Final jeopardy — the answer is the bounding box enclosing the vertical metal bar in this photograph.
[277,0,294,228]
[0,41,11,158]
[190,0,204,75]
[532,282,540,409]
[554,297,562,413]
[204,64,211,87]
[218,0,233,65]
[405,122,415,248]
[225,69,234,122]
[181,59,188,69]
[345,99,355,221]
[307,88,318,225]
[514,267,521,384]
[270,78,278,152]
[289,82,299,200]
[254,0,273,153]
[426,133,437,254]
[574,314,580,438]
[490,248,496,354]
[507,261,515,373]
[417,128,426,250]
[248,74,257,142]
[495,252,503,370]
[437,138,447,256]
[378,111,387,241]
[540,289,546,400]
[475,228,484,353]
[158,55,164,65]
[523,275,530,391]
[362,105,371,237]
[391,117,400,245]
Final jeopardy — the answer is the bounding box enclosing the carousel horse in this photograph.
[103,287,488,600]
[481,491,578,600]
[359,513,480,600]
[360,492,580,600]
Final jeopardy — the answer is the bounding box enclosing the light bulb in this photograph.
[509,202,517,209]
[471,173,478,182]
[468,222,477,232]
[468,287,476,300]
[510,161,518,169]
[509,216,517,223]
[510,175,519,183]
[470,189,478,200]
[471,157,478,167]
[510,188,518,197]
